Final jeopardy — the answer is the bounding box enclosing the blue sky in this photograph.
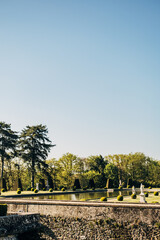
[0,0,160,160]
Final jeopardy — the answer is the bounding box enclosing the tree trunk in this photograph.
[1,156,4,180]
[31,159,35,188]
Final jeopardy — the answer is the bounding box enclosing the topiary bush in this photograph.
[118,186,123,190]
[73,178,81,190]
[1,188,5,193]
[152,201,159,204]
[83,187,87,190]
[148,186,152,189]
[80,199,86,201]
[72,186,76,191]
[43,188,46,191]
[117,195,123,201]
[131,193,137,199]
[17,189,21,194]
[61,188,65,191]
[34,189,38,193]
[27,187,31,191]
[31,188,34,191]
[145,192,149,197]
[127,185,130,188]
[0,204,7,216]
[49,188,53,192]
[154,191,159,196]
[100,197,107,201]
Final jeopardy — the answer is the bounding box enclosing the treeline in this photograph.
[47,152,160,189]
[0,121,160,190]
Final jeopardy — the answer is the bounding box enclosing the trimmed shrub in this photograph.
[88,179,95,189]
[131,193,137,199]
[100,197,107,201]
[61,188,65,191]
[49,188,53,192]
[43,188,46,191]
[17,189,21,194]
[0,204,7,216]
[117,195,123,201]
[34,189,38,193]
[1,188,5,193]
[27,187,31,191]
[152,201,159,204]
[72,186,76,191]
[118,186,123,190]
[154,191,159,196]
[127,185,130,188]
[145,192,149,197]
[148,186,152,189]
[104,186,107,189]
[83,187,87,190]
[73,178,81,190]
[80,199,86,201]
[31,188,34,191]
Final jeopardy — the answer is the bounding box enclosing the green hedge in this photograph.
[131,193,136,199]
[0,204,7,216]
[154,191,159,196]
[117,195,123,201]
[100,197,107,201]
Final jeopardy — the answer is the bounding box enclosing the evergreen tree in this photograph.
[19,124,55,188]
[0,122,18,183]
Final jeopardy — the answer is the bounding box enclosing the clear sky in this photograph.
[0,0,160,160]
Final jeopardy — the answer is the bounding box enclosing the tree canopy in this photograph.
[19,124,55,188]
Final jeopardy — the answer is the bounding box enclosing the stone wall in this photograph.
[1,199,160,239]
[0,213,40,239]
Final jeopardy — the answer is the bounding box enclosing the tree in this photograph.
[58,153,78,188]
[19,124,54,188]
[104,163,119,188]
[0,122,18,185]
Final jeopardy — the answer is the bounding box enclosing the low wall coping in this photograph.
[0,199,160,209]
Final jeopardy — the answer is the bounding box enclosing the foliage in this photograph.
[148,186,152,189]
[0,122,18,181]
[154,191,159,196]
[73,178,81,189]
[145,192,148,197]
[117,195,123,201]
[131,193,137,199]
[127,185,130,188]
[58,153,78,188]
[34,189,38,193]
[0,204,7,216]
[100,197,107,201]
[104,164,119,188]
[118,186,123,190]
[31,188,34,191]
[17,189,21,194]
[61,188,65,191]
[49,188,53,192]
[1,188,5,192]
[19,125,54,188]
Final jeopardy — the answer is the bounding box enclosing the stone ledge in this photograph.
[0,199,160,209]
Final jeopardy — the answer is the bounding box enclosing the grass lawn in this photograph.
[107,193,160,203]
[0,190,64,196]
